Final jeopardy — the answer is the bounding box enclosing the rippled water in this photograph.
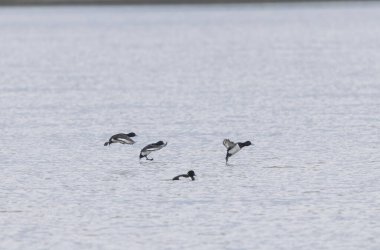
[1,3,380,249]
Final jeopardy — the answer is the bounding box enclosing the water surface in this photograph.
[1,3,380,249]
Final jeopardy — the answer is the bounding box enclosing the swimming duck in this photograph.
[104,132,136,146]
[139,141,167,161]
[172,170,196,181]
[223,139,252,163]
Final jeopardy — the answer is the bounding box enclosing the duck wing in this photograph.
[112,133,135,144]
[142,142,167,152]
[113,133,129,139]
[223,139,235,149]
[153,141,167,150]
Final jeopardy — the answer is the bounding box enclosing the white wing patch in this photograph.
[111,137,135,144]
[146,147,160,152]
[118,138,134,144]
[223,139,235,149]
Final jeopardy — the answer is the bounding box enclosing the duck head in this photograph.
[188,170,196,177]
[127,132,137,137]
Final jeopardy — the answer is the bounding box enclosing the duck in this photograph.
[139,141,167,161]
[104,132,136,146]
[172,170,196,181]
[223,139,252,163]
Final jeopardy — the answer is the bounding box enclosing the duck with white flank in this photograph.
[223,139,252,163]
[139,141,167,161]
[172,170,196,181]
[104,133,136,146]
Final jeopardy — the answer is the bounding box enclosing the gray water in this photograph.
[1,3,380,250]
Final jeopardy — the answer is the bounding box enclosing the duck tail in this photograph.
[104,142,109,146]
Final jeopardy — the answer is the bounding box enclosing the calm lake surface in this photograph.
[1,2,380,249]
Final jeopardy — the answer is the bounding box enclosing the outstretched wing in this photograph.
[141,143,155,152]
[113,133,135,144]
[153,141,167,151]
[112,133,129,138]
[223,139,235,149]
[143,142,168,152]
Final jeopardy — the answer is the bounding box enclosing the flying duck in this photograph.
[172,170,196,181]
[104,132,136,146]
[139,141,167,161]
[223,139,252,163]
